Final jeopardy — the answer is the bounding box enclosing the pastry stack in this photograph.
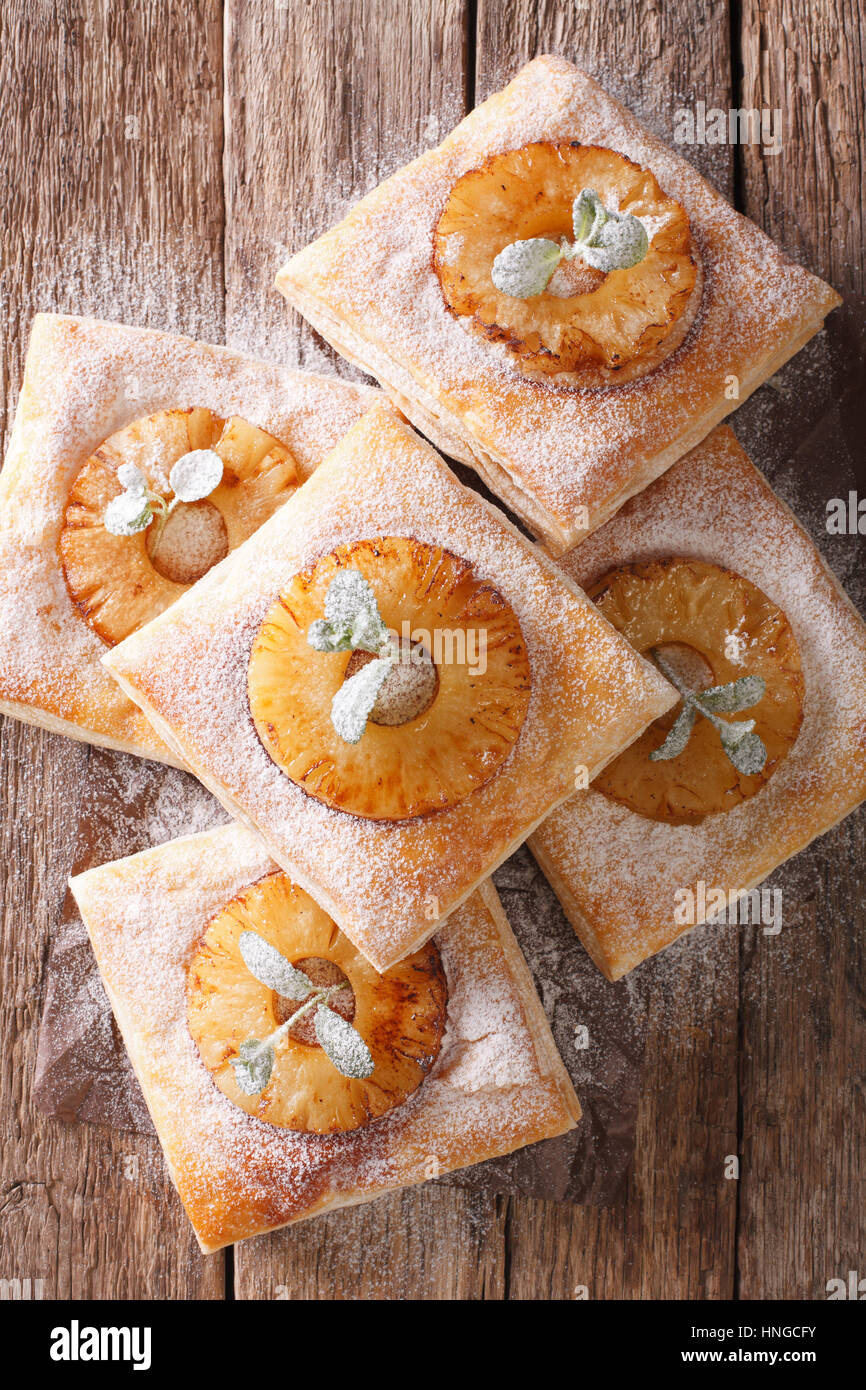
[2,58,863,1252]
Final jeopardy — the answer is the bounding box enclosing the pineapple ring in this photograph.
[60,407,298,647]
[187,870,448,1133]
[589,559,804,825]
[434,142,699,380]
[248,536,532,821]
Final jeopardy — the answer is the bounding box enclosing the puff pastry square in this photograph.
[0,314,376,762]
[70,821,582,1252]
[275,56,840,555]
[104,404,674,971]
[530,426,866,979]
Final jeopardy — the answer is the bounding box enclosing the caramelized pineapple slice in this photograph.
[60,408,298,646]
[187,871,447,1133]
[248,537,531,821]
[590,558,804,825]
[434,141,697,375]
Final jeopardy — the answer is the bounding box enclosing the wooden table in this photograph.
[1,0,863,1300]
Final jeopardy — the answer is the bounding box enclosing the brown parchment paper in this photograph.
[33,748,647,1206]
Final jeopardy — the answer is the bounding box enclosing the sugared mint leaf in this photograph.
[117,463,147,495]
[572,188,610,245]
[330,657,392,744]
[238,931,314,1000]
[721,729,767,776]
[308,569,389,656]
[314,1004,375,1079]
[349,606,390,655]
[169,448,224,503]
[492,190,650,301]
[714,715,756,744]
[699,675,766,714]
[324,569,375,626]
[491,238,563,298]
[326,570,389,653]
[230,1038,275,1095]
[104,491,153,536]
[647,648,768,776]
[307,617,352,653]
[571,188,648,272]
[649,703,697,762]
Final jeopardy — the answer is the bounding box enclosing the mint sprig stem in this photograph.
[240,982,348,1057]
[226,927,375,1094]
[227,982,353,1096]
[104,450,223,539]
[649,648,768,776]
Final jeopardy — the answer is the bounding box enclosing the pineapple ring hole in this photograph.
[344,636,440,726]
[547,258,606,299]
[649,641,715,694]
[146,499,229,586]
[274,957,356,1047]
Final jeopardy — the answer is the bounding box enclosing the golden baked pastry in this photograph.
[0,314,377,762]
[71,821,582,1252]
[103,404,675,972]
[529,427,866,979]
[275,56,840,553]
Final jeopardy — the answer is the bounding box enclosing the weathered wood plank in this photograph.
[0,0,226,1299]
[475,0,740,1301]
[734,0,866,1301]
[223,0,469,368]
[239,1189,506,1302]
[223,0,508,1300]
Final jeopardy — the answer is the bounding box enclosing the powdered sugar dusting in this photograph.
[0,314,377,752]
[70,823,578,1248]
[105,406,673,967]
[530,427,866,977]
[277,57,838,546]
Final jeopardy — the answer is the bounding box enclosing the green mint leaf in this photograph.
[104,491,153,536]
[491,238,563,298]
[716,716,757,745]
[649,702,697,761]
[571,188,648,271]
[721,729,767,776]
[348,606,390,655]
[314,1004,375,1079]
[330,656,393,744]
[169,448,224,502]
[230,1038,275,1095]
[307,618,351,653]
[698,675,766,713]
[324,569,376,626]
[238,930,314,999]
[572,189,610,245]
[648,648,768,775]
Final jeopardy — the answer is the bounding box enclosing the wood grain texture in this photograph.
[238,1189,506,1301]
[223,0,469,367]
[734,0,866,1301]
[475,0,740,1302]
[0,0,225,1299]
